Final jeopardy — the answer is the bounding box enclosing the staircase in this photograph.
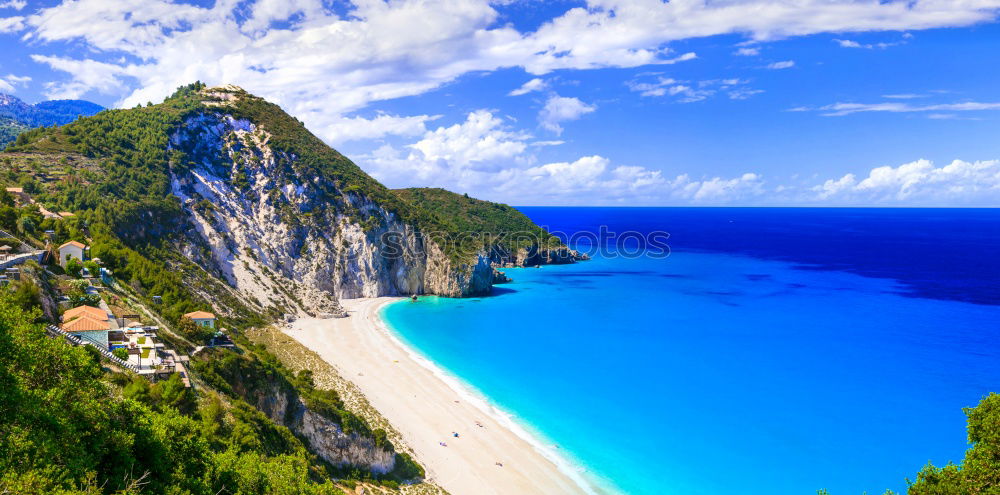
[46,324,139,373]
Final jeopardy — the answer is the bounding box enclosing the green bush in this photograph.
[65,257,83,278]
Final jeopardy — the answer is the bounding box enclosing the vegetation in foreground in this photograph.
[0,287,426,494]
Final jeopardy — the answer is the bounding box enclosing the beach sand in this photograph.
[284,297,591,495]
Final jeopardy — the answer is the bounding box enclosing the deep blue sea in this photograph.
[382,208,1000,495]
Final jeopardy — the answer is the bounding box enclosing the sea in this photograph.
[381,208,1000,495]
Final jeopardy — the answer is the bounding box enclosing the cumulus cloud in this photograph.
[0,15,22,32]
[538,95,596,135]
[508,78,547,96]
[0,0,25,10]
[411,110,529,168]
[811,159,1000,205]
[734,47,760,56]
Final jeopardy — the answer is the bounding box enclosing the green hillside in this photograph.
[393,187,564,255]
[0,289,420,495]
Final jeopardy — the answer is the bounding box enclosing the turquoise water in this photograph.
[381,209,1000,494]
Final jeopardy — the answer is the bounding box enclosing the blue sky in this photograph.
[2,0,1000,206]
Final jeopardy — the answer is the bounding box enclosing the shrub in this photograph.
[65,257,83,278]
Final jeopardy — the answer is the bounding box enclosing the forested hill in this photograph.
[0,94,103,149]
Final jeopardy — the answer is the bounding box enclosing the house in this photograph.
[58,241,86,267]
[183,311,216,329]
[61,305,111,349]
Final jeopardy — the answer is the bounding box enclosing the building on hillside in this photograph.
[58,241,86,267]
[183,311,216,329]
[61,305,111,349]
[58,211,75,218]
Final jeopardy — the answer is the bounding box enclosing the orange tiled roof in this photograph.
[59,241,86,250]
[184,311,216,320]
[63,305,108,322]
[62,315,110,332]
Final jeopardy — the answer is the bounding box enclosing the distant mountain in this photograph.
[0,94,103,148]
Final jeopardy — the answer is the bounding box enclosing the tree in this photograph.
[83,260,100,276]
[16,214,36,235]
[65,257,83,278]
[19,175,39,194]
[909,393,1000,494]
[112,347,129,360]
[0,188,14,207]
[177,315,213,343]
[10,280,41,312]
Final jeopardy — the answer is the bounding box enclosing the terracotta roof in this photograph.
[59,241,86,250]
[62,315,110,332]
[63,305,108,322]
[183,311,216,320]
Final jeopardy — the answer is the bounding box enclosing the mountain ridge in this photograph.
[0,93,103,148]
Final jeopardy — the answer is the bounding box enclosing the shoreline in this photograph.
[283,297,602,495]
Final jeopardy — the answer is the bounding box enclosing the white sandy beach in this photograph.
[283,297,593,495]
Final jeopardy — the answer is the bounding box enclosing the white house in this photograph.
[183,311,216,329]
[58,241,86,267]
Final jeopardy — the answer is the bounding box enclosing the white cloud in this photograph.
[728,87,765,100]
[411,110,529,168]
[538,95,595,135]
[627,76,760,102]
[765,60,796,69]
[508,78,547,96]
[0,1,25,10]
[882,93,926,99]
[804,100,1000,116]
[677,173,766,202]
[811,159,1000,205]
[734,47,760,56]
[834,37,908,49]
[30,55,129,99]
[319,113,440,143]
[0,15,22,32]
[0,74,30,93]
[530,140,565,147]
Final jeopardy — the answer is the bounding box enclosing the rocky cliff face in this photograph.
[252,380,396,474]
[167,109,497,316]
[489,244,589,268]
